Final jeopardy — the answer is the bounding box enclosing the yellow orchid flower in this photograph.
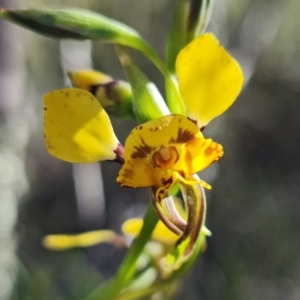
[117,114,223,203]
[115,35,242,251]
[43,33,243,261]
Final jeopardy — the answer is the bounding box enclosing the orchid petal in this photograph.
[42,230,121,251]
[176,137,224,175]
[44,88,122,163]
[122,218,179,245]
[176,33,244,128]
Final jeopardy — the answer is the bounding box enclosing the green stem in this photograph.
[165,0,188,73]
[136,39,185,115]
[84,203,158,300]
[114,181,208,300]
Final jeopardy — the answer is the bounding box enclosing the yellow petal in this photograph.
[42,234,78,250]
[176,33,244,128]
[42,230,117,251]
[117,114,203,188]
[69,70,115,108]
[122,218,179,245]
[176,137,224,175]
[69,70,112,90]
[43,88,120,163]
[117,157,164,188]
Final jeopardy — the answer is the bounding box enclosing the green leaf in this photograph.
[116,45,170,123]
[165,0,215,73]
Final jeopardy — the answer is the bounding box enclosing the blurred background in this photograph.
[0,0,299,299]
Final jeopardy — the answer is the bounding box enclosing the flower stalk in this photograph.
[84,204,159,300]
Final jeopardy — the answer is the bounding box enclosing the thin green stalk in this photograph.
[114,181,208,300]
[136,39,185,115]
[84,203,158,300]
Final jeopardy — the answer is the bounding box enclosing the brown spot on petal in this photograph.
[121,168,134,180]
[156,188,167,203]
[161,176,173,186]
[170,127,195,144]
[131,137,155,159]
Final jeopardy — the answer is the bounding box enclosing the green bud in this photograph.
[68,70,134,119]
[116,45,170,123]
[0,8,147,50]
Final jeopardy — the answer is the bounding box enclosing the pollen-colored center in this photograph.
[152,146,179,169]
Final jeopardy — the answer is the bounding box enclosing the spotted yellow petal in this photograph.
[117,157,164,188]
[176,33,244,128]
[122,114,202,162]
[43,88,120,163]
[176,137,224,175]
